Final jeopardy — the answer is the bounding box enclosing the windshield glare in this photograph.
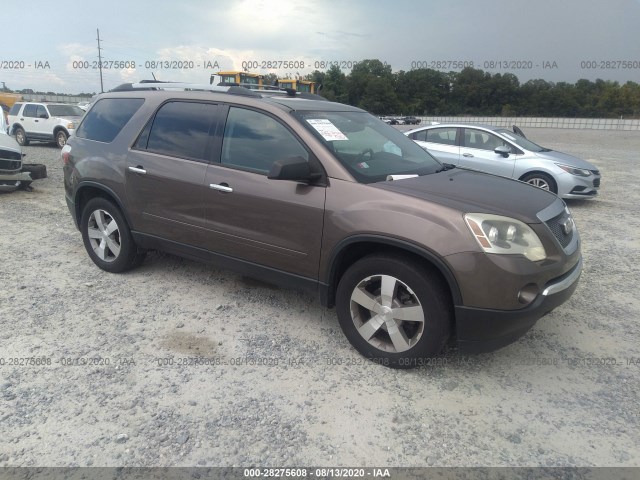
[47,105,85,117]
[294,111,442,183]
[495,128,546,152]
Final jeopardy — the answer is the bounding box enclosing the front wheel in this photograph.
[80,197,145,273]
[521,172,557,194]
[56,130,68,148]
[335,254,452,369]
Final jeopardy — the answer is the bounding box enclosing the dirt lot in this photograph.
[0,128,638,468]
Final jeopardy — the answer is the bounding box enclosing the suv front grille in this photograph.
[0,159,21,172]
[545,211,574,249]
[593,178,601,188]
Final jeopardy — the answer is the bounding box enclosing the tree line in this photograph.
[305,60,640,118]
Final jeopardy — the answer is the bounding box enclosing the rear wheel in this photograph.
[80,197,145,273]
[15,127,29,146]
[521,172,557,194]
[335,254,452,369]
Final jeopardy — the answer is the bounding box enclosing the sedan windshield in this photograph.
[495,129,549,153]
[47,105,85,117]
[294,111,442,183]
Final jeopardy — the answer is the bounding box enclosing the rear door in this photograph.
[125,100,221,249]
[459,128,517,177]
[408,127,460,164]
[20,104,38,136]
[201,106,326,279]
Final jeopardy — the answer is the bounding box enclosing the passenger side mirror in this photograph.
[268,156,319,183]
[39,113,49,119]
[494,145,511,157]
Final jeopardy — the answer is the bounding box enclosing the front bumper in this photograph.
[456,256,582,353]
[0,171,32,192]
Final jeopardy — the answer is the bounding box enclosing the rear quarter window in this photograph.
[9,103,22,115]
[76,98,144,143]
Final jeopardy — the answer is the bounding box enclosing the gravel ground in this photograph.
[0,129,639,468]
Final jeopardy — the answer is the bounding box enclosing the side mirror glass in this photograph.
[494,145,511,157]
[268,156,315,183]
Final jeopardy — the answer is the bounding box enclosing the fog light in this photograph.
[518,284,540,305]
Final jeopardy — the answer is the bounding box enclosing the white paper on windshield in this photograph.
[386,174,419,181]
[306,119,349,141]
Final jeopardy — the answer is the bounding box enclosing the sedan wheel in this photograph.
[336,254,451,368]
[521,172,557,194]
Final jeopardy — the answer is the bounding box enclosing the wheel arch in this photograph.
[74,182,132,230]
[53,126,70,138]
[10,122,24,135]
[321,235,462,308]
[518,169,558,190]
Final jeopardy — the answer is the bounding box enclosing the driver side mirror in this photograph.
[494,145,511,157]
[268,156,321,183]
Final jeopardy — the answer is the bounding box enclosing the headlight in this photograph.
[464,213,547,261]
[556,163,591,176]
[67,122,75,129]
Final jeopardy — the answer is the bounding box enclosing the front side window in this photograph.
[143,101,217,161]
[295,111,441,183]
[463,129,509,151]
[36,105,48,118]
[76,98,144,143]
[221,107,308,174]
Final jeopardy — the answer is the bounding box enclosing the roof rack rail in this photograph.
[122,81,328,100]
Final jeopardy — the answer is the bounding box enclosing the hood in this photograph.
[535,149,598,170]
[0,133,21,156]
[373,168,558,224]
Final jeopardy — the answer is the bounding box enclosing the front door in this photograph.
[202,106,326,279]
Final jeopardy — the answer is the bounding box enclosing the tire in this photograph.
[56,130,68,148]
[21,163,48,180]
[15,127,29,146]
[521,172,557,194]
[335,254,452,369]
[80,197,145,273]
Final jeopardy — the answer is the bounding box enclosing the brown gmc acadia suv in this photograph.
[62,83,582,368]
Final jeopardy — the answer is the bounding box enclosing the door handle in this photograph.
[209,183,233,193]
[128,166,147,174]
[462,153,474,158]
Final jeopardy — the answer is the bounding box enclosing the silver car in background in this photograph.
[405,123,601,199]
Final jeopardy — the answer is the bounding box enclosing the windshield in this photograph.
[47,105,85,117]
[294,111,442,183]
[495,128,549,152]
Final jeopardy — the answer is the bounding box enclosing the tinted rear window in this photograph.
[9,103,22,115]
[76,98,144,143]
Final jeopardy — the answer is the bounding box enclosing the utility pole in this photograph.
[97,28,104,93]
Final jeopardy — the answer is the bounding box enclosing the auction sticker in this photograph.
[306,119,349,141]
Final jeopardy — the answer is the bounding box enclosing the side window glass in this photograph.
[464,129,508,151]
[411,130,427,142]
[221,107,308,174]
[23,105,37,118]
[426,128,457,146]
[77,98,145,143]
[145,102,217,161]
[36,105,48,118]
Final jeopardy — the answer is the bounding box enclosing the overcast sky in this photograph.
[2,0,639,94]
